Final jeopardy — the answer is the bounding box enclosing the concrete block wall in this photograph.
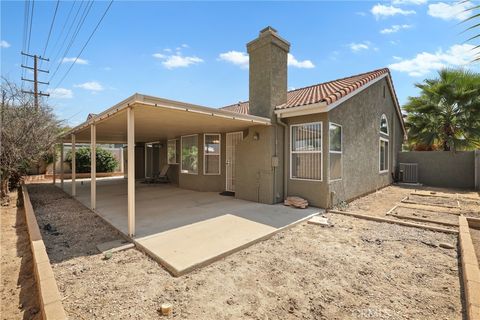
[398,151,476,189]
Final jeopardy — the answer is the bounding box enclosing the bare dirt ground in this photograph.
[1,191,40,320]
[27,183,463,320]
[341,185,479,219]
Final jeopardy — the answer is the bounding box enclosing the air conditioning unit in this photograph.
[399,163,418,183]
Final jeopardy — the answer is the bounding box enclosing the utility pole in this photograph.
[21,52,50,109]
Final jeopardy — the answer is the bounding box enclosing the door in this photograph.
[225,132,243,192]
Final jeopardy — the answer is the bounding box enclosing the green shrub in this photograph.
[65,147,119,173]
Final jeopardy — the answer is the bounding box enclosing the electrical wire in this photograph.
[53,0,114,90]
[41,0,60,60]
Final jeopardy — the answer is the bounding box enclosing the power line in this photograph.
[49,1,89,80]
[53,0,114,90]
[48,0,77,62]
[50,0,94,82]
[26,0,34,54]
[41,0,60,61]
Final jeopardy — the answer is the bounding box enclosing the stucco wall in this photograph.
[328,77,404,205]
[235,126,276,204]
[283,113,330,208]
[398,151,475,189]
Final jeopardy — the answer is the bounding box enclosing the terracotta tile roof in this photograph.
[221,68,391,115]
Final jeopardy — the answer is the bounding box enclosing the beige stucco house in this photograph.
[60,27,405,237]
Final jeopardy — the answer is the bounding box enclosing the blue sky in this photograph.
[1,0,479,126]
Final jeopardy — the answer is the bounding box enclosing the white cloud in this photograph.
[165,55,203,69]
[218,51,249,68]
[62,57,89,65]
[288,54,315,69]
[349,42,370,52]
[389,44,476,76]
[392,56,403,60]
[427,1,471,21]
[74,81,104,91]
[371,4,416,19]
[153,51,203,69]
[47,88,73,99]
[0,40,10,48]
[218,51,314,69]
[392,0,427,5]
[380,24,412,34]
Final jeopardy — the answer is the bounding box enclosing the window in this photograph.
[167,139,177,164]
[380,114,388,135]
[290,122,322,181]
[181,135,198,174]
[204,134,221,175]
[379,137,389,173]
[329,123,342,181]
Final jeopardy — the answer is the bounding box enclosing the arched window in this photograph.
[379,114,389,173]
[380,114,388,135]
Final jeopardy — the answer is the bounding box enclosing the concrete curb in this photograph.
[459,216,480,320]
[22,185,67,320]
[328,209,458,234]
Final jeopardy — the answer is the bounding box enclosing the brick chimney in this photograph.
[247,27,290,119]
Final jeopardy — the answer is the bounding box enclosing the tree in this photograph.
[65,147,119,173]
[463,2,480,61]
[404,69,480,151]
[0,78,61,200]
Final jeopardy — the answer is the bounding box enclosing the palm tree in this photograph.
[404,69,480,151]
[464,1,480,61]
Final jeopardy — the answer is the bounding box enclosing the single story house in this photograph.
[60,26,405,237]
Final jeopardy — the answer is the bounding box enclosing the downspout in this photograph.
[276,116,288,199]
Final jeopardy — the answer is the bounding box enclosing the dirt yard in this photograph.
[1,191,40,320]
[27,184,464,320]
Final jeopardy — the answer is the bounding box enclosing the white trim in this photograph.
[290,121,323,182]
[328,122,343,182]
[225,131,243,192]
[380,114,389,136]
[276,74,388,119]
[167,139,178,165]
[379,137,389,174]
[203,133,221,175]
[180,134,199,175]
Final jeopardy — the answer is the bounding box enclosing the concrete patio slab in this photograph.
[57,178,322,275]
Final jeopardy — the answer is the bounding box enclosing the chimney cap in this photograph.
[260,26,278,35]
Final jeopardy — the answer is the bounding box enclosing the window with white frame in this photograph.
[181,135,198,174]
[204,134,221,175]
[379,114,389,173]
[291,122,322,181]
[329,123,342,181]
[167,139,177,164]
[380,114,388,135]
[379,137,389,173]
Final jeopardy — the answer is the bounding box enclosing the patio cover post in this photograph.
[71,134,76,196]
[60,143,64,188]
[127,106,135,237]
[52,145,56,185]
[91,124,96,210]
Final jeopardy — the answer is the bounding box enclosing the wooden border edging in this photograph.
[328,209,458,234]
[22,185,67,320]
[459,216,480,319]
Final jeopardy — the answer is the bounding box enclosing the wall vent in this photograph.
[399,163,418,183]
